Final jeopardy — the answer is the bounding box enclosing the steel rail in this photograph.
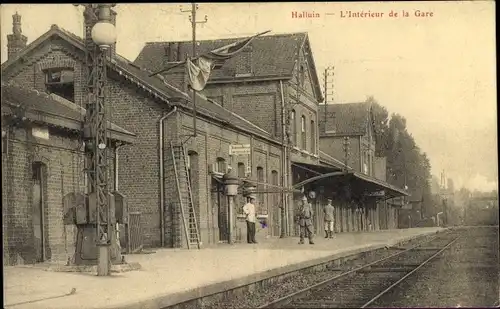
[258,233,454,308]
[360,235,460,308]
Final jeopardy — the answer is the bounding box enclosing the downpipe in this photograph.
[114,143,123,250]
[279,80,288,238]
[159,106,178,247]
[114,144,123,191]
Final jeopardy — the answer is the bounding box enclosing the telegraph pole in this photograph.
[323,66,335,133]
[181,3,207,138]
[342,137,350,172]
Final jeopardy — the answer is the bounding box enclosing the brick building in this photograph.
[1,13,290,249]
[2,11,408,253]
[319,102,403,230]
[1,82,135,266]
[135,32,332,236]
[135,33,408,236]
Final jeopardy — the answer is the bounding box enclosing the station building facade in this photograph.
[2,14,287,250]
[136,33,408,237]
[2,12,409,257]
[1,81,135,266]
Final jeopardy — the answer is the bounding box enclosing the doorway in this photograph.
[32,162,47,262]
[211,178,228,243]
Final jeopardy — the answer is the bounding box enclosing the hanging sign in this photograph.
[365,190,385,197]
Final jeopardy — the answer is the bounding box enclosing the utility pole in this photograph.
[323,66,335,133]
[280,43,303,237]
[181,3,207,138]
[342,137,350,172]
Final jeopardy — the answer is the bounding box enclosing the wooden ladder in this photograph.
[170,142,201,249]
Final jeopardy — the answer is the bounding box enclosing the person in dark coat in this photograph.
[298,196,315,245]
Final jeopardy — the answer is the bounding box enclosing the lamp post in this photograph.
[223,168,239,245]
[76,3,117,276]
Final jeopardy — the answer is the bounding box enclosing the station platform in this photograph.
[4,227,446,309]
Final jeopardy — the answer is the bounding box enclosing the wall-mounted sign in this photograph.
[366,190,385,197]
[229,144,251,156]
[32,126,50,140]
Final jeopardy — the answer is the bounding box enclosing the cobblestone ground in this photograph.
[371,227,499,308]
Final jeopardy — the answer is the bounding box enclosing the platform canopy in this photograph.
[291,161,409,200]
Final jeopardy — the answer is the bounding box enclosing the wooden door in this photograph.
[32,163,45,262]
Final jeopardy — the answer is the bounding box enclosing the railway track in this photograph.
[259,232,461,308]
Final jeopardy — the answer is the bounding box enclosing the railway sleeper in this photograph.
[289,300,367,308]
[358,266,414,273]
[386,246,408,251]
[412,247,446,251]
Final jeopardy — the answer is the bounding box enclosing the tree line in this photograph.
[367,97,434,218]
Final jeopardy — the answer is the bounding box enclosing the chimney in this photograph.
[7,12,28,60]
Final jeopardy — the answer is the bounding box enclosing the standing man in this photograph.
[323,198,335,239]
[298,196,315,245]
[243,195,257,244]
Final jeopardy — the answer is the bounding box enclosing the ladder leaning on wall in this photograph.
[170,141,201,249]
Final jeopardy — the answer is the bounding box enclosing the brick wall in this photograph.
[202,81,282,138]
[374,157,387,181]
[1,124,117,266]
[319,135,361,172]
[1,38,121,264]
[2,34,291,249]
[286,83,320,155]
[2,38,85,103]
[107,74,167,248]
[180,111,283,243]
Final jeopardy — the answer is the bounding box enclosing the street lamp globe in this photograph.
[91,21,116,50]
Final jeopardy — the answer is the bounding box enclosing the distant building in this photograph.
[319,102,405,230]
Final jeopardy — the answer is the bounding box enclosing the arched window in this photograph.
[310,119,316,153]
[237,162,246,214]
[216,157,226,173]
[290,109,296,145]
[301,115,307,150]
[257,166,264,209]
[188,151,200,229]
[187,151,199,184]
[237,162,245,178]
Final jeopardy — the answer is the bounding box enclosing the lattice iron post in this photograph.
[78,3,116,276]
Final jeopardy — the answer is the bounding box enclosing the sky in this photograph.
[1,2,497,192]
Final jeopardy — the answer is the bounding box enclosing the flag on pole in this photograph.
[186,57,214,91]
[186,30,271,91]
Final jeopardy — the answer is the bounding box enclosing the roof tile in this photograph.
[320,102,371,135]
[1,82,135,138]
[134,33,307,80]
[2,25,277,143]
